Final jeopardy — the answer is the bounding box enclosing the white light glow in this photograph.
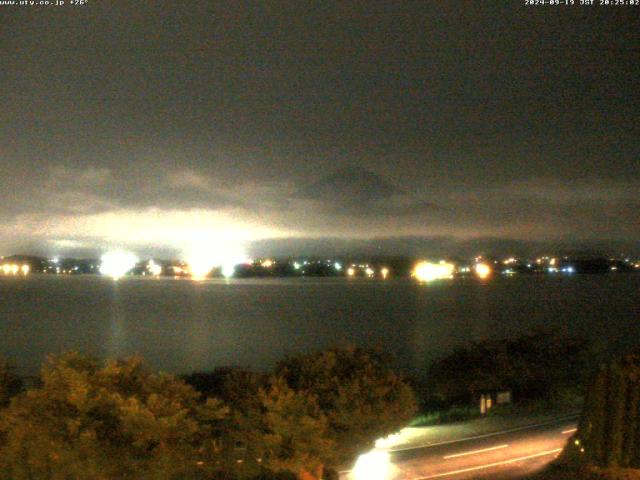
[413,261,454,282]
[221,262,236,278]
[99,251,138,279]
[352,449,391,480]
[474,263,492,279]
[147,260,162,276]
[185,242,246,280]
[21,264,30,275]
[381,267,389,279]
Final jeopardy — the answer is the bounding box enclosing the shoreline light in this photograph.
[99,251,138,279]
[147,260,162,276]
[474,263,492,279]
[221,262,236,278]
[413,261,454,282]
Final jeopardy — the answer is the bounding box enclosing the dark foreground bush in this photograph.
[0,348,417,480]
[531,464,640,480]
[0,352,229,480]
[426,330,594,406]
[0,358,22,407]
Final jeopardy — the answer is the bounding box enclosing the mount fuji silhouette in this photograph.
[294,166,404,204]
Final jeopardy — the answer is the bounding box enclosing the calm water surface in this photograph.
[0,274,638,376]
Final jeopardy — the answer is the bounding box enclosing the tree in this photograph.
[0,352,229,480]
[572,352,640,469]
[426,331,594,405]
[277,347,418,467]
[0,358,22,408]
[254,377,333,480]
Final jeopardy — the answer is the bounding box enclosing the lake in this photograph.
[0,274,638,377]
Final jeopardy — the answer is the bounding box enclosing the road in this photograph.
[344,415,578,480]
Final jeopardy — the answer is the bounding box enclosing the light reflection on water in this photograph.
[0,274,638,376]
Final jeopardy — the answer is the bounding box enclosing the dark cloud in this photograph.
[0,2,638,256]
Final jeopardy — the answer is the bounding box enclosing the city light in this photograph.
[365,267,374,277]
[261,259,274,268]
[413,261,454,282]
[147,260,162,276]
[474,263,492,279]
[221,262,236,278]
[185,243,247,280]
[352,449,391,480]
[187,255,215,279]
[381,267,389,279]
[99,251,138,279]
[334,262,342,271]
[347,267,356,277]
[0,263,30,275]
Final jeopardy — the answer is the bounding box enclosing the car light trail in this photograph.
[352,449,391,480]
[443,444,509,459]
[561,428,577,434]
[416,448,562,479]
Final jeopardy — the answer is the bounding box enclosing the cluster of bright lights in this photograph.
[352,449,391,480]
[147,260,162,276]
[413,261,455,282]
[1,264,29,275]
[220,262,236,278]
[186,252,216,280]
[474,262,492,279]
[99,251,139,279]
[184,244,248,280]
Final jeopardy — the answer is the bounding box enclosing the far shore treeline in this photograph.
[0,332,603,480]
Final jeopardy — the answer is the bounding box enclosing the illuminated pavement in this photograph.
[342,415,578,480]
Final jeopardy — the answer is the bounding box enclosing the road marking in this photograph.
[561,428,577,435]
[389,414,578,452]
[415,448,562,479]
[443,444,509,459]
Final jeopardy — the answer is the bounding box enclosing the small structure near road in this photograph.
[480,390,512,414]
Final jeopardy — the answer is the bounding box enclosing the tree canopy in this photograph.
[426,331,594,405]
[276,347,418,466]
[0,352,228,480]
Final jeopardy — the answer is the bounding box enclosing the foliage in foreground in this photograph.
[529,463,640,480]
[0,352,229,480]
[0,348,417,480]
[0,358,22,407]
[276,347,418,466]
[570,352,640,469]
[426,330,594,406]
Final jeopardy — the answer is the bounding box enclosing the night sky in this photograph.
[1,2,639,260]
